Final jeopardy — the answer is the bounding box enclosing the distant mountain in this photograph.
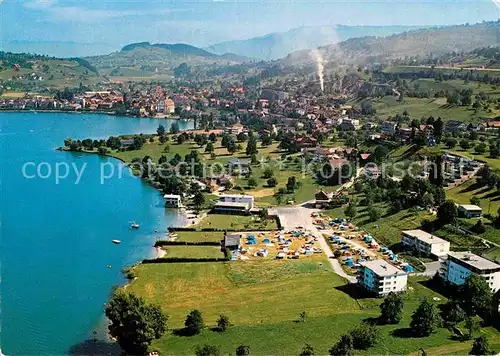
[205,25,428,60]
[2,40,117,58]
[87,42,251,76]
[280,21,500,69]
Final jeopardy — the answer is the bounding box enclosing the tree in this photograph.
[205,141,215,154]
[470,196,481,206]
[422,192,435,208]
[349,322,380,349]
[475,142,487,154]
[368,206,381,222]
[246,136,258,156]
[329,334,354,356]
[460,139,471,150]
[193,191,205,211]
[437,200,458,225]
[105,291,168,355]
[236,345,250,356]
[209,132,217,142]
[345,202,357,219]
[195,344,220,356]
[170,122,180,134]
[465,315,481,340]
[261,134,273,146]
[185,309,204,335]
[286,176,297,192]
[471,219,486,234]
[379,292,404,324]
[299,311,307,322]
[217,314,230,332]
[445,138,458,149]
[440,300,466,327]
[460,274,493,317]
[248,177,258,188]
[263,167,274,179]
[237,132,248,142]
[300,344,315,356]
[469,336,492,355]
[227,140,237,155]
[157,124,166,136]
[410,299,441,337]
[267,177,278,187]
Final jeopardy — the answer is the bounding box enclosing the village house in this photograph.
[314,190,334,208]
[223,233,241,250]
[445,120,468,133]
[380,121,398,135]
[214,194,254,214]
[339,118,360,131]
[296,136,318,150]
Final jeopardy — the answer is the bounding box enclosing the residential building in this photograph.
[380,121,397,135]
[164,194,181,208]
[458,204,483,218]
[296,136,318,149]
[339,118,360,131]
[357,260,408,296]
[401,230,450,258]
[440,251,500,292]
[365,122,377,131]
[445,120,467,133]
[315,190,334,208]
[227,158,251,175]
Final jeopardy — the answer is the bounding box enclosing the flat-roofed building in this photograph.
[440,251,500,292]
[357,260,408,296]
[401,229,450,258]
[457,204,483,218]
[164,194,181,208]
[214,194,254,214]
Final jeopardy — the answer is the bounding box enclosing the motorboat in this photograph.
[112,240,121,244]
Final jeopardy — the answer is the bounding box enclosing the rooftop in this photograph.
[402,229,449,245]
[360,260,406,277]
[448,251,500,271]
[219,194,254,200]
[163,194,181,199]
[458,204,483,211]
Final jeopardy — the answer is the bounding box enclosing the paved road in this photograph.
[415,261,442,277]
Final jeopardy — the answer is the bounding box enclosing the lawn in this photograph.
[352,95,499,123]
[196,214,278,231]
[127,264,500,355]
[162,245,224,259]
[175,231,224,243]
[447,179,500,217]
[128,259,357,329]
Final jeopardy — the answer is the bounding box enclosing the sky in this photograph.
[1,0,499,50]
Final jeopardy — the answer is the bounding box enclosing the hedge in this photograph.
[142,257,228,264]
[154,241,220,247]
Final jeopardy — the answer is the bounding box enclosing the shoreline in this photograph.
[0,109,194,120]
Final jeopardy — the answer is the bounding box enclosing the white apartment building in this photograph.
[440,251,500,292]
[164,194,182,208]
[401,230,450,258]
[214,194,255,214]
[358,260,408,296]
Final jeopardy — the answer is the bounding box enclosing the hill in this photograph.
[280,21,500,69]
[205,25,426,60]
[0,52,100,91]
[86,42,251,78]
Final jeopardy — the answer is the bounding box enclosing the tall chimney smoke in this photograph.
[311,49,325,92]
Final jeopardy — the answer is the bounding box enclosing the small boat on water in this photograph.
[112,239,121,244]
[131,223,140,229]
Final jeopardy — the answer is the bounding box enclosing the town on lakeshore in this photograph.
[3,6,500,356]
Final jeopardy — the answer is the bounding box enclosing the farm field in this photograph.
[196,214,278,231]
[162,245,225,259]
[127,259,500,355]
[175,231,224,243]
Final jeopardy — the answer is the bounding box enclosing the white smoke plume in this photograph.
[311,49,325,92]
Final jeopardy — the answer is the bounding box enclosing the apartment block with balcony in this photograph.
[401,229,450,258]
[358,260,408,297]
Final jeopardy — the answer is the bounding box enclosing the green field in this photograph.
[384,65,500,77]
[196,214,278,231]
[162,245,224,259]
[127,259,500,355]
[360,96,498,123]
[175,231,224,243]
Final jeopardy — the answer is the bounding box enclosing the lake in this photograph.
[0,112,192,355]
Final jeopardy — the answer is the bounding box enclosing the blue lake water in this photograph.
[0,112,192,355]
